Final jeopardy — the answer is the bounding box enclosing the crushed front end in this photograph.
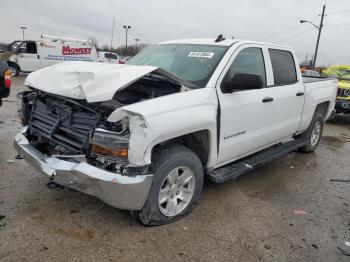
[14,89,153,210]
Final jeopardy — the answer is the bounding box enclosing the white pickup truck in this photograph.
[15,37,337,225]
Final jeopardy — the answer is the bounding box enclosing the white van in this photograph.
[1,35,98,76]
[98,51,120,64]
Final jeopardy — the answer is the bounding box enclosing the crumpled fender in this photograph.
[107,88,219,167]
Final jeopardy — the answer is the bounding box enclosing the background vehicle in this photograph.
[15,38,337,225]
[0,62,11,106]
[302,69,320,77]
[118,56,132,64]
[323,65,350,116]
[0,43,8,52]
[0,34,98,76]
[98,51,120,63]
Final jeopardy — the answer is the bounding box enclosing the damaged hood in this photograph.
[25,61,196,102]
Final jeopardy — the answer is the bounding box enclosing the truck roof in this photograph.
[159,38,290,49]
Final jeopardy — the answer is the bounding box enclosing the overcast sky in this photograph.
[1,0,350,65]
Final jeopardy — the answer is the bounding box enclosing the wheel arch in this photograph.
[7,61,21,73]
[315,101,330,120]
[150,129,212,169]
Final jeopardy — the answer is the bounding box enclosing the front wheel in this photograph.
[299,113,324,152]
[133,145,204,226]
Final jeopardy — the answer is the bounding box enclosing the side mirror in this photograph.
[222,73,264,93]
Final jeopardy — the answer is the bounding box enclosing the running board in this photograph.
[207,138,308,183]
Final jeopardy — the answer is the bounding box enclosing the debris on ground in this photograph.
[15,155,23,160]
[46,182,64,191]
[264,244,271,249]
[0,222,7,229]
[337,246,350,257]
[345,242,350,247]
[293,210,307,215]
[311,244,318,249]
[330,178,350,183]
[0,215,5,221]
[5,160,15,163]
[39,246,48,252]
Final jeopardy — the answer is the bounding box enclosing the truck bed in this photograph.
[302,76,335,83]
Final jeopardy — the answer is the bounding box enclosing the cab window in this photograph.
[25,41,37,54]
[105,53,118,59]
[12,41,37,54]
[269,49,297,85]
[221,47,266,92]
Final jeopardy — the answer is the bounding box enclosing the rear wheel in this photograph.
[132,145,204,226]
[299,113,324,152]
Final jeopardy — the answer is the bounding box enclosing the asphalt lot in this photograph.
[0,76,349,262]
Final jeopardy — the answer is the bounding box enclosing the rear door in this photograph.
[267,49,305,142]
[216,45,274,165]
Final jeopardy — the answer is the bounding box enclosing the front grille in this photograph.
[338,88,350,98]
[28,93,99,154]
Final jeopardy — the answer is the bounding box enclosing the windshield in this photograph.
[338,70,350,81]
[325,67,350,81]
[128,44,228,88]
[9,41,25,52]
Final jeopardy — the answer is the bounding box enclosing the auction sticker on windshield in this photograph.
[188,52,215,59]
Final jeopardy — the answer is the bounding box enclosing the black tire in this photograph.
[299,113,324,152]
[133,145,204,226]
[7,62,20,76]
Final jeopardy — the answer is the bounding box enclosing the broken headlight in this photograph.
[91,118,130,165]
[16,91,36,126]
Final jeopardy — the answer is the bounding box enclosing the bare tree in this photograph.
[116,43,149,56]
[88,36,99,49]
[98,43,149,57]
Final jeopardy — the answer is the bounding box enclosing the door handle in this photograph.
[262,97,274,103]
[296,91,305,96]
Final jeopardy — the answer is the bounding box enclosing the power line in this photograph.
[326,0,349,5]
[243,6,321,39]
[327,9,350,15]
[275,27,315,43]
[327,23,350,26]
[253,23,313,41]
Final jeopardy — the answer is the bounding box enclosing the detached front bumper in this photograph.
[14,127,153,210]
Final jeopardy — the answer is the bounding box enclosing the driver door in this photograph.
[216,46,274,166]
[17,41,41,72]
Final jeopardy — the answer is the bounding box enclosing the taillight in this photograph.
[4,69,11,89]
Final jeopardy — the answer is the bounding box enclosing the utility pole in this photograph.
[20,26,27,40]
[110,14,116,52]
[313,4,326,69]
[123,25,131,50]
[310,54,314,68]
[304,53,309,67]
[300,4,326,69]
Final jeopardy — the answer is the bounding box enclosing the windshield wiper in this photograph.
[145,73,178,85]
[145,72,199,89]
